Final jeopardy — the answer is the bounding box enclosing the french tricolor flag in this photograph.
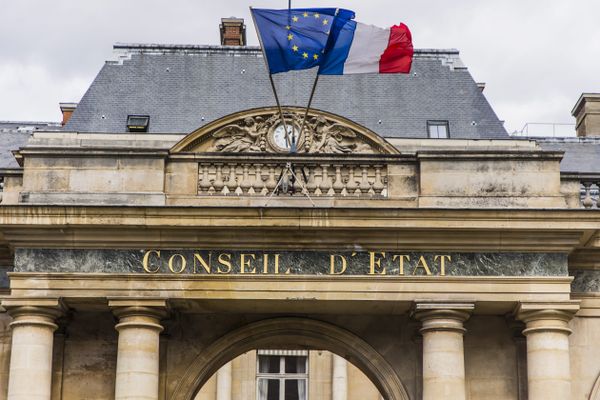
[320,21,414,75]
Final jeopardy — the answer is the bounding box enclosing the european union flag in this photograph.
[251,8,355,74]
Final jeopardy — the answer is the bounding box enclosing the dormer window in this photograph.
[427,120,449,138]
[127,115,150,132]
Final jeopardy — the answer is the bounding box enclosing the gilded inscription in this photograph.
[142,250,452,276]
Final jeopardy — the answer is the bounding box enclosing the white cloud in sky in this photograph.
[1,0,599,134]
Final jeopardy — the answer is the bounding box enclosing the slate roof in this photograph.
[537,137,600,174]
[64,44,508,139]
[0,121,62,168]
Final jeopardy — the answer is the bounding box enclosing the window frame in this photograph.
[427,120,450,138]
[256,351,309,400]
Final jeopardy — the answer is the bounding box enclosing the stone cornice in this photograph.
[0,205,599,227]
[6,273,574,315]
[0,206,596,251]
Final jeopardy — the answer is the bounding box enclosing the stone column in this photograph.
[413,303,474,400]
[216,362,232,400]
[110,299,168,400]
[516,303,579,400]
[3,300,64,400]
[332,354,347,400]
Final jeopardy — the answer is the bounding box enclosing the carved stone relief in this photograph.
[208,112,379,154]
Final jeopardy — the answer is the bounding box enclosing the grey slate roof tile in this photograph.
[0,132,29,168]
[537,138,600,174]
[65,44,508,139]
[0,122,62,168]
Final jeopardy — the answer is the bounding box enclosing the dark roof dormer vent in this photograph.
[127,115,150,133]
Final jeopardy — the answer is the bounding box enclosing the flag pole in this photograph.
[297,73,320,149]
[249,7,293,150]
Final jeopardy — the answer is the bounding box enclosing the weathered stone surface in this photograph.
[14,248,568,276]
[571,270,600,292]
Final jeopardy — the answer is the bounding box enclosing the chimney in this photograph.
[476,82,486,92]
[220,17,246,46]
[60,102,78,126]
[572,93,600,137]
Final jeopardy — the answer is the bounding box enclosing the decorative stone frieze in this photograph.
[170,107,400,156]
[202,112,377,154]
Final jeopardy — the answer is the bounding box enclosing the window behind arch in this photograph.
[257,350,308,400]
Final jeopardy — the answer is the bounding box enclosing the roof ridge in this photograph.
[110,43,464,68]
[113,42,460,54]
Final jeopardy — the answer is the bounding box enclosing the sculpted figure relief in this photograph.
[213,117,266,152]
[307,116,373,154]
[208,112,378,154]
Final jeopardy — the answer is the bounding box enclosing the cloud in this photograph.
[1,0,599,133]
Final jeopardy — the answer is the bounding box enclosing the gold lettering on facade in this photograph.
[262,253,283,274]
[168,254,187,274]
[217,253,232,274]
[240,253,257,274]
[143,250,161,273]
[392,254,409,276]
[413,255,432,276]
[193,252,211,274]
[369,252,386,275]
[435,255,451,276]
[330,254,347,275]
[141,250,458,276]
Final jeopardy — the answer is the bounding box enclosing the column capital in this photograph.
[2,298,66,331]
[109,298,168,333]
[412,302,474,334]
[514,301,580,336]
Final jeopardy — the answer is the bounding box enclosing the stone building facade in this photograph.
[0,17,600,400]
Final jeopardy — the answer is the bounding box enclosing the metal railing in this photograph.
[510,123,576,138]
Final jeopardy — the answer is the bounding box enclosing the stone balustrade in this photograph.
[581,180,600,209]
[197,156,389,198]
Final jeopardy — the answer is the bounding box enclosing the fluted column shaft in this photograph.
[5,304,63,400]
[517,308,576,400]
[111,302,167,400]
[414,303,473,400]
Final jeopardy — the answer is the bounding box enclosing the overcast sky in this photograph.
[1,0,599,134]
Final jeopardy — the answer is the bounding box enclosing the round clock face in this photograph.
[272,123,300,151]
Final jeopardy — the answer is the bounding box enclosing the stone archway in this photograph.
[170,317,411,400]
[590,372,600,400]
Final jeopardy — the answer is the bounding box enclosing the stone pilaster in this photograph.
[515,302,579,400]
[332,354,348,400]
[413,302,474,400]
[2,299,65,400]
[110,299,168,400]
[507,318,528,400]
[216,362,232,400]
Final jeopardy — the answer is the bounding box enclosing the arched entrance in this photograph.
[590,372,600,400]
[170,317,410,400]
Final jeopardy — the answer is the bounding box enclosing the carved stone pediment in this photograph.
[171,107,399,155]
